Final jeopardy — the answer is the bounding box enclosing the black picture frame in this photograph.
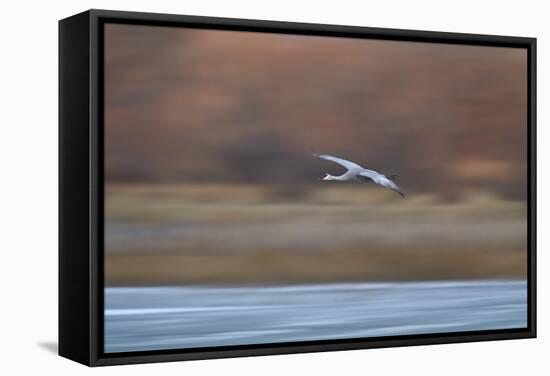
[59,9,537,367]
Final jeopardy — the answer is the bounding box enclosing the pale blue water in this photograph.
[104,280,527,353]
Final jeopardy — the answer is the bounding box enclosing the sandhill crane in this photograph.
[313,153,405,197]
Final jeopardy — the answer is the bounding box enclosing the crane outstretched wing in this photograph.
[312,153,363,171]
[358,170,378,182]
[391,187,406,197]
[359,171,405,197]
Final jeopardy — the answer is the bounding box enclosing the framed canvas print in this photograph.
[59,9,536,366]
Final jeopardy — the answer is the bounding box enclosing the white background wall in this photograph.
[0,0,546,374]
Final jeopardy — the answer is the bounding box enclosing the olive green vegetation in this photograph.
[105,184,527,285]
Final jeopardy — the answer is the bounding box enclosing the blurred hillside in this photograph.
[104,24,528,200]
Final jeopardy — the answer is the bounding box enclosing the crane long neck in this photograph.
[326,173,346,181]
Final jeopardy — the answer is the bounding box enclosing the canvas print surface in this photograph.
[103,23,528,353]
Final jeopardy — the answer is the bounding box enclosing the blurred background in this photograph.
[104,23,527,286]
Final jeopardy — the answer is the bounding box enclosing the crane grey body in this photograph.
[313,153,405,197]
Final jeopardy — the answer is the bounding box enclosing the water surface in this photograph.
[105,280,527,353]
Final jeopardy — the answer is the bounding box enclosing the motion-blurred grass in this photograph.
[105,183,527,285]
